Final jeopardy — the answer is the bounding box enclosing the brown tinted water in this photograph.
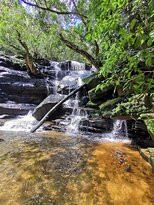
[0,131,153,205]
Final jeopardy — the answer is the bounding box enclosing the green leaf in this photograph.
[147,38,153,47]
[145,57,152,67]
[130,19,136,30]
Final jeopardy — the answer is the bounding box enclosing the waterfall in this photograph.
[0,111,38,132]
[112,120,128,138]
[65,77,88,135]
[71,61,85,70]
[101,120,129,142]
[52,61,61,94]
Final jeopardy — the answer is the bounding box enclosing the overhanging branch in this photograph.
[21,0,87,19]
[59,34,101,69]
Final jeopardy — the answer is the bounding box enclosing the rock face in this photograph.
[0,58,49,105]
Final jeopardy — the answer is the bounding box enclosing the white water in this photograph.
[65,77,88,135]
[52,61,61,94]
[101,120,129,142]
[112,120,128,138]
[0,111,38,132]
[71,61,85,70]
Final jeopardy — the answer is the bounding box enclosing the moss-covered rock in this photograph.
[140,113,154,141]
[86,101,100,108]
[111,94,153,118]
[83,73,104,90]
[99,98,121,111]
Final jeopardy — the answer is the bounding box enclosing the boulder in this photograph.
[32,94,65,121]
[83,73,104,90]
[80,118,113,132]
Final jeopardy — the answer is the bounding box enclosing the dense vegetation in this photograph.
[0,0,153,117]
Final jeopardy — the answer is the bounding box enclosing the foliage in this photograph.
[90,0,154,94]
[0,0,153,94]
[0,0,84,61]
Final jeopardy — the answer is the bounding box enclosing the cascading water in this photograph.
[71,61,85,70]
[101,120,129,142]
[66,77,88,135]
[112,120,128,138]
[0,111,38,132]
[51,61,61,94]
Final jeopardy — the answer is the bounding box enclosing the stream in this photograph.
[0,130,153,205]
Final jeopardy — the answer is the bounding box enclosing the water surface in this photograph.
[0,131,153,205]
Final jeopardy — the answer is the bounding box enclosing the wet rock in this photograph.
[0,64,53,104]
[59,61,71,71]
[80,125,103,133]
[0,114,13,119]
[80,118,113,132]
[32,94,65,121]
[0,103,35,116]
[60,61,88,71]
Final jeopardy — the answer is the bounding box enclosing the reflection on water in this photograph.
[0,131,153,205]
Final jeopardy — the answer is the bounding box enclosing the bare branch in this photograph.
[21,0,87,19]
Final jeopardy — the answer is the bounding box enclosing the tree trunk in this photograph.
[16,30,39,75]
[25,53,39,75]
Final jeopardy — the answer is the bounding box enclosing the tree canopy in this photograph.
[0,0,153,92]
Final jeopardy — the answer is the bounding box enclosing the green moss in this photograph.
[111,94,153,118]
[99,98,121,111]
[86,101,100,108]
